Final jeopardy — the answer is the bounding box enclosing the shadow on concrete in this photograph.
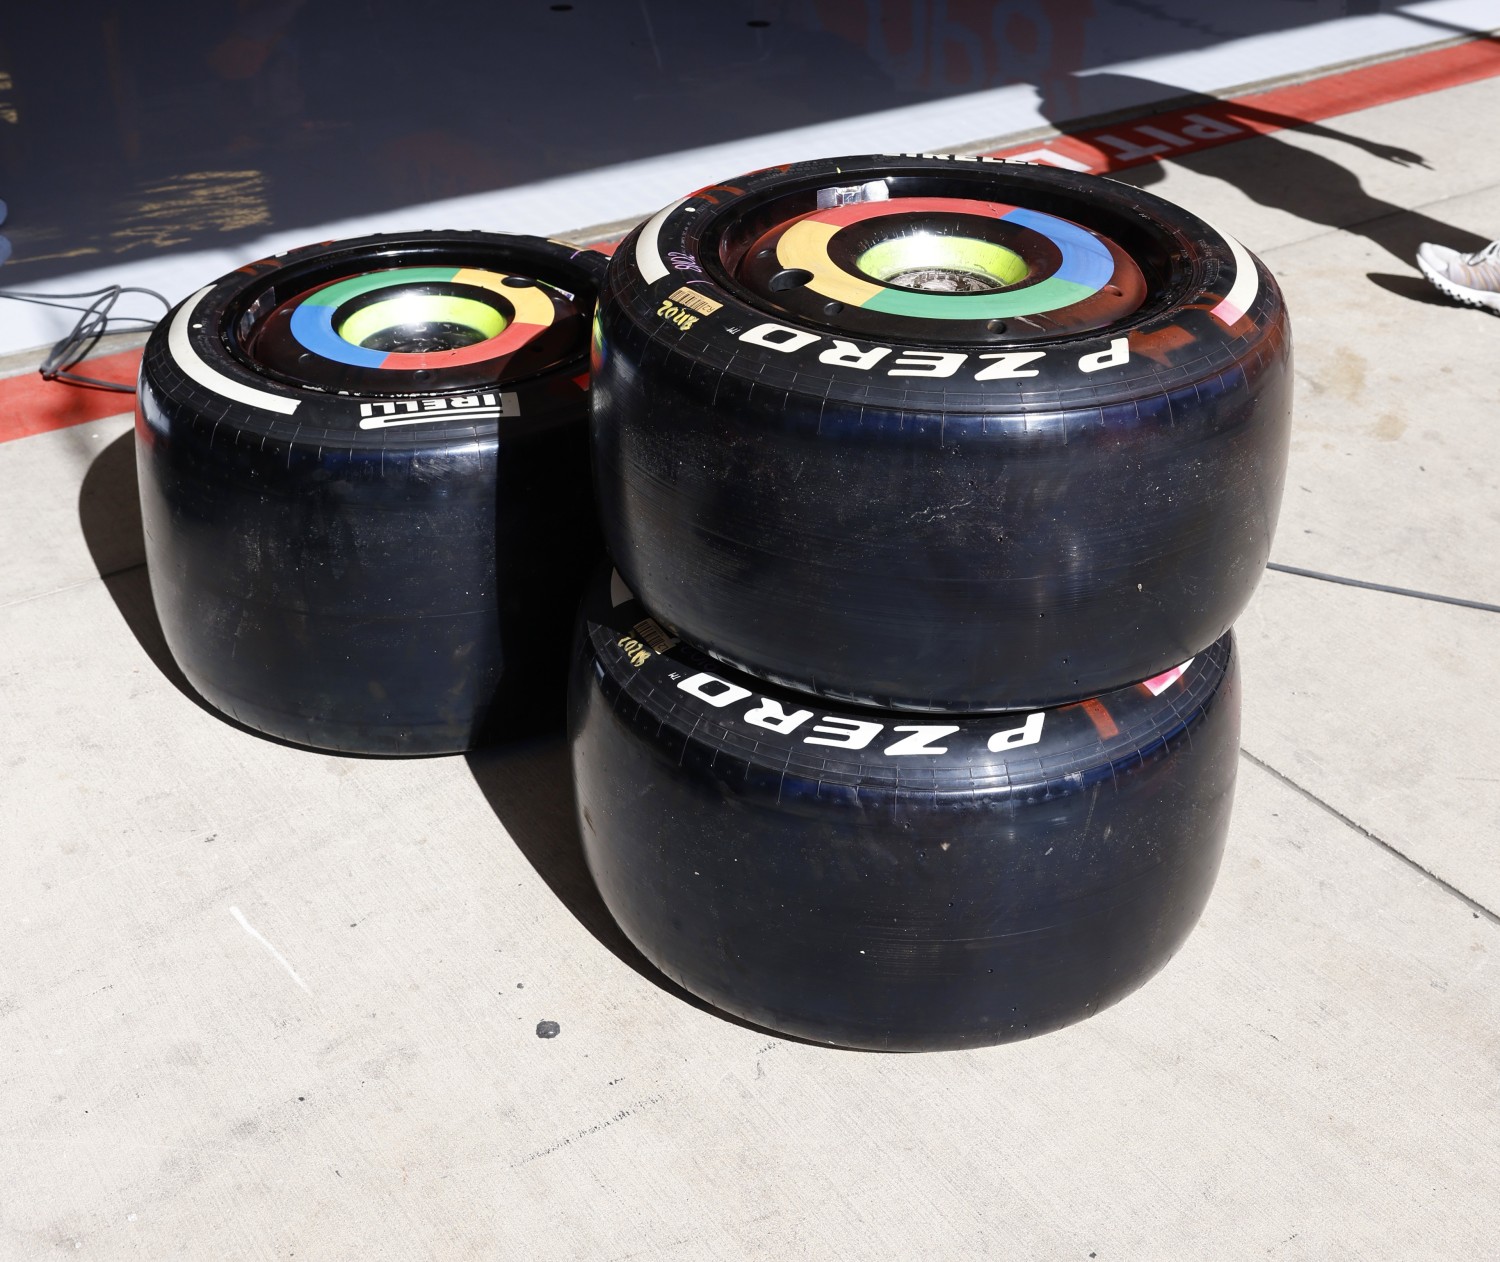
[1033,70,1492,266]
[76,428,187,700]
[76,425,146,580]
[1365,272,1461,306]
[465,737,833,1048]
[74,433,827,1042]
[76,427,303,746]
[76,430,781,1037]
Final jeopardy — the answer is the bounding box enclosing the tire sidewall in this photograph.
[601,153,1283,417]
[147,230,606,450]
[136,232,607,752]
[591,156,1291,710]
[568,570,1241,1048]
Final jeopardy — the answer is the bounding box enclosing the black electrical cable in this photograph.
[0,284,169,393]
[1267,561,1500,615]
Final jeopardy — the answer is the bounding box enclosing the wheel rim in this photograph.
[713,177,1154,343]
[231,254,587,394]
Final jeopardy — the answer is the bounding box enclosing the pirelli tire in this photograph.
[592,153,1291,712]
[136,231,606,754]
[570,569,1241,1051]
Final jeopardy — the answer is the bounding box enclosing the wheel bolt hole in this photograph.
[1104,284,1123,297]
[987,318,1007,333]
[414,369,431,381]
[822,300,844,316]
[502,275,536,288]
[769,268,813,292]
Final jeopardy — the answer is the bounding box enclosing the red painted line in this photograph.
[0,349,142,443]
[986,37,1500,174]
[6,38,1500,448]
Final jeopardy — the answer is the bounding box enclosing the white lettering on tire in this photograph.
[987,712,1046,752]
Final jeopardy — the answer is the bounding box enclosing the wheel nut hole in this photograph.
[769,268,814,292]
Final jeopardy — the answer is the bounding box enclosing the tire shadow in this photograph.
[79,427,459,757]
[464,737,832,1047]
[82,404,862,1049]
[76,427,297,743]
[77,428,189,697]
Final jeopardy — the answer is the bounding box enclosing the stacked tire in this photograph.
[574,155,1291,1050]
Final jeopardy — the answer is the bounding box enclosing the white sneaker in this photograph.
[1416,239,1500,313]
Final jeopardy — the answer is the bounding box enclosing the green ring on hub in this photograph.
[856,235,1029,289]
[337,293,508,349]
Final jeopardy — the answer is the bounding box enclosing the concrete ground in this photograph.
[4,50,1500,1262]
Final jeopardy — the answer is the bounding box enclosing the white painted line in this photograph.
[229,905,312,995]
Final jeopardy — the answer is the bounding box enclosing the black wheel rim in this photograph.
[704,168,1175,344]
[226,245,590,394]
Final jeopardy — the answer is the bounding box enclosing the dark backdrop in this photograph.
[0,0,1442,284]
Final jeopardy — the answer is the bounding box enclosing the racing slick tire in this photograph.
[591,153,1290,711]
[569,568,1241,1051]
[137,231,605,754]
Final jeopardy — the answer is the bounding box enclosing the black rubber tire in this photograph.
[569,569,1240,1051]
[592,153,1291,711]
[137,231,606,754]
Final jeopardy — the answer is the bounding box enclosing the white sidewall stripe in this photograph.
[634,197,688,285]
[1204,226,1260,327]
[167,287,300,416]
